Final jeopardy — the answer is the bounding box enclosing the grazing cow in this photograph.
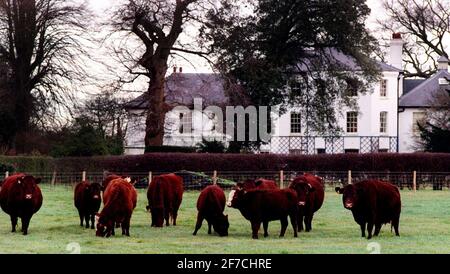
[289,173,325,232]
[96,178,137,237]
[227,186,298,239]
[146,173,183,227]
[193,185,229,236]
[74,181,102,229]
[0,174,43,235]
[102,174,137,233]
[237,178,278,190]
[335,180,401,239]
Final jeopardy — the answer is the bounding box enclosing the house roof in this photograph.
[124,73,229,110]
[403,79,426,96]
[399,69,450,108]
[297,48,402,72]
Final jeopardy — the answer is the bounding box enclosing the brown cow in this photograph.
[227,186,298,239]
[237,178,278,191]
[0,174,43,235]
[193,185,229,236]
[74,181,102,229]
[146,173,183,227]
[289,173,325,232]
[102,174,137,192]
[335,180,401,239]
[96,178,137,237]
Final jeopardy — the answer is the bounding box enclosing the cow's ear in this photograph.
[35,178,41,184]
[254,180,262,186]
[308,183,315,192]
[335,187,343,194]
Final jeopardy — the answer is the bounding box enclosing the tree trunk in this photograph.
[144,66,168,147]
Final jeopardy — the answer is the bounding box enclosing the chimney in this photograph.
[388,33,404,70]
[173,66,177,73]
[179,67,183,73]
[437,55,449,71]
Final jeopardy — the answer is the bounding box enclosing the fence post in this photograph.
[280,170,284,189]
[148,171,152,186]
[348,170,352,185]
[82,171,86,182]
[5,171,9,179]
[51,171,56,187]
[103,170,108,181]
[413,171,417,192]
[213,171,218,185]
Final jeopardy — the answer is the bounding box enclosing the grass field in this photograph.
[0,185,450,254]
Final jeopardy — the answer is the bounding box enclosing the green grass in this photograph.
[0,185,450,254]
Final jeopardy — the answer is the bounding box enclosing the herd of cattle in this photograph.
[0,172,402,240]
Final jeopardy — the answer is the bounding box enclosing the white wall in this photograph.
[272,71,401,153]
[398,108,424,152]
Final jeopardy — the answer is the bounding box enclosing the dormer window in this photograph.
[380,79,388,97]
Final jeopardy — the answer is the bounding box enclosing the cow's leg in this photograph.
[164,209,170,226]
[122,218,130,236]
[392,215,400,236]
[305,214,312,232]
[78,210,84,227]
[90,214,95,229]
[360,222,366,238]
[251,221,261,239]
[193,213,204,236]
[367,221,374,239]
[10,215,18,233]
[208,221,212,234]
[279,217,288,237]
[374,223,382,236]
[85,214,90,229]
[298,214,304,232]
[289,212,298,238]
[21,216,31,236]
[172,209,178,226]
[263,221,269,237]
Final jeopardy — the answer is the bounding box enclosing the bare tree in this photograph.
[378,0,450,78]
[110,0,213,147]
[0,0,92,150]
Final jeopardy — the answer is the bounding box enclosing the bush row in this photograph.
[0,153,449,173]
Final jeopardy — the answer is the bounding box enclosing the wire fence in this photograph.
[1,170,450,191]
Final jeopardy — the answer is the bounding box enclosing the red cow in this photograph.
[102,174,137,192]
[96,178,137,237]
[289,173,325,232]
[146,173,183,227]
[227,186,298,239]
[237,178,278,190]
[0,173,43,235]
[193,185,229,236]
[335,180,401,239]
[74,181,102,229]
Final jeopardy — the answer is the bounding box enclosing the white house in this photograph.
[123,34,448,155]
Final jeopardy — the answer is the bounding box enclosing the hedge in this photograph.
[0,153,449,173]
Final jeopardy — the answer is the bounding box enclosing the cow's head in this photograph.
[17,175,41,200]
[86,182,102,201]
[213,214,229,236]
[335,184,362,209]
[227,186,245,208]
[95,214,112,237]
[289,177,315,207]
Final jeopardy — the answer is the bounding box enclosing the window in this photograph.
[380,111,388,134]
[346,112,358,133]
[346,78,359,97]
[290,112,302,134]
[179,111,192,134]
[380,79,387,97]
[412,112,426,136]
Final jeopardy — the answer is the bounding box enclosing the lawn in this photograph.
[0,185,450,254]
